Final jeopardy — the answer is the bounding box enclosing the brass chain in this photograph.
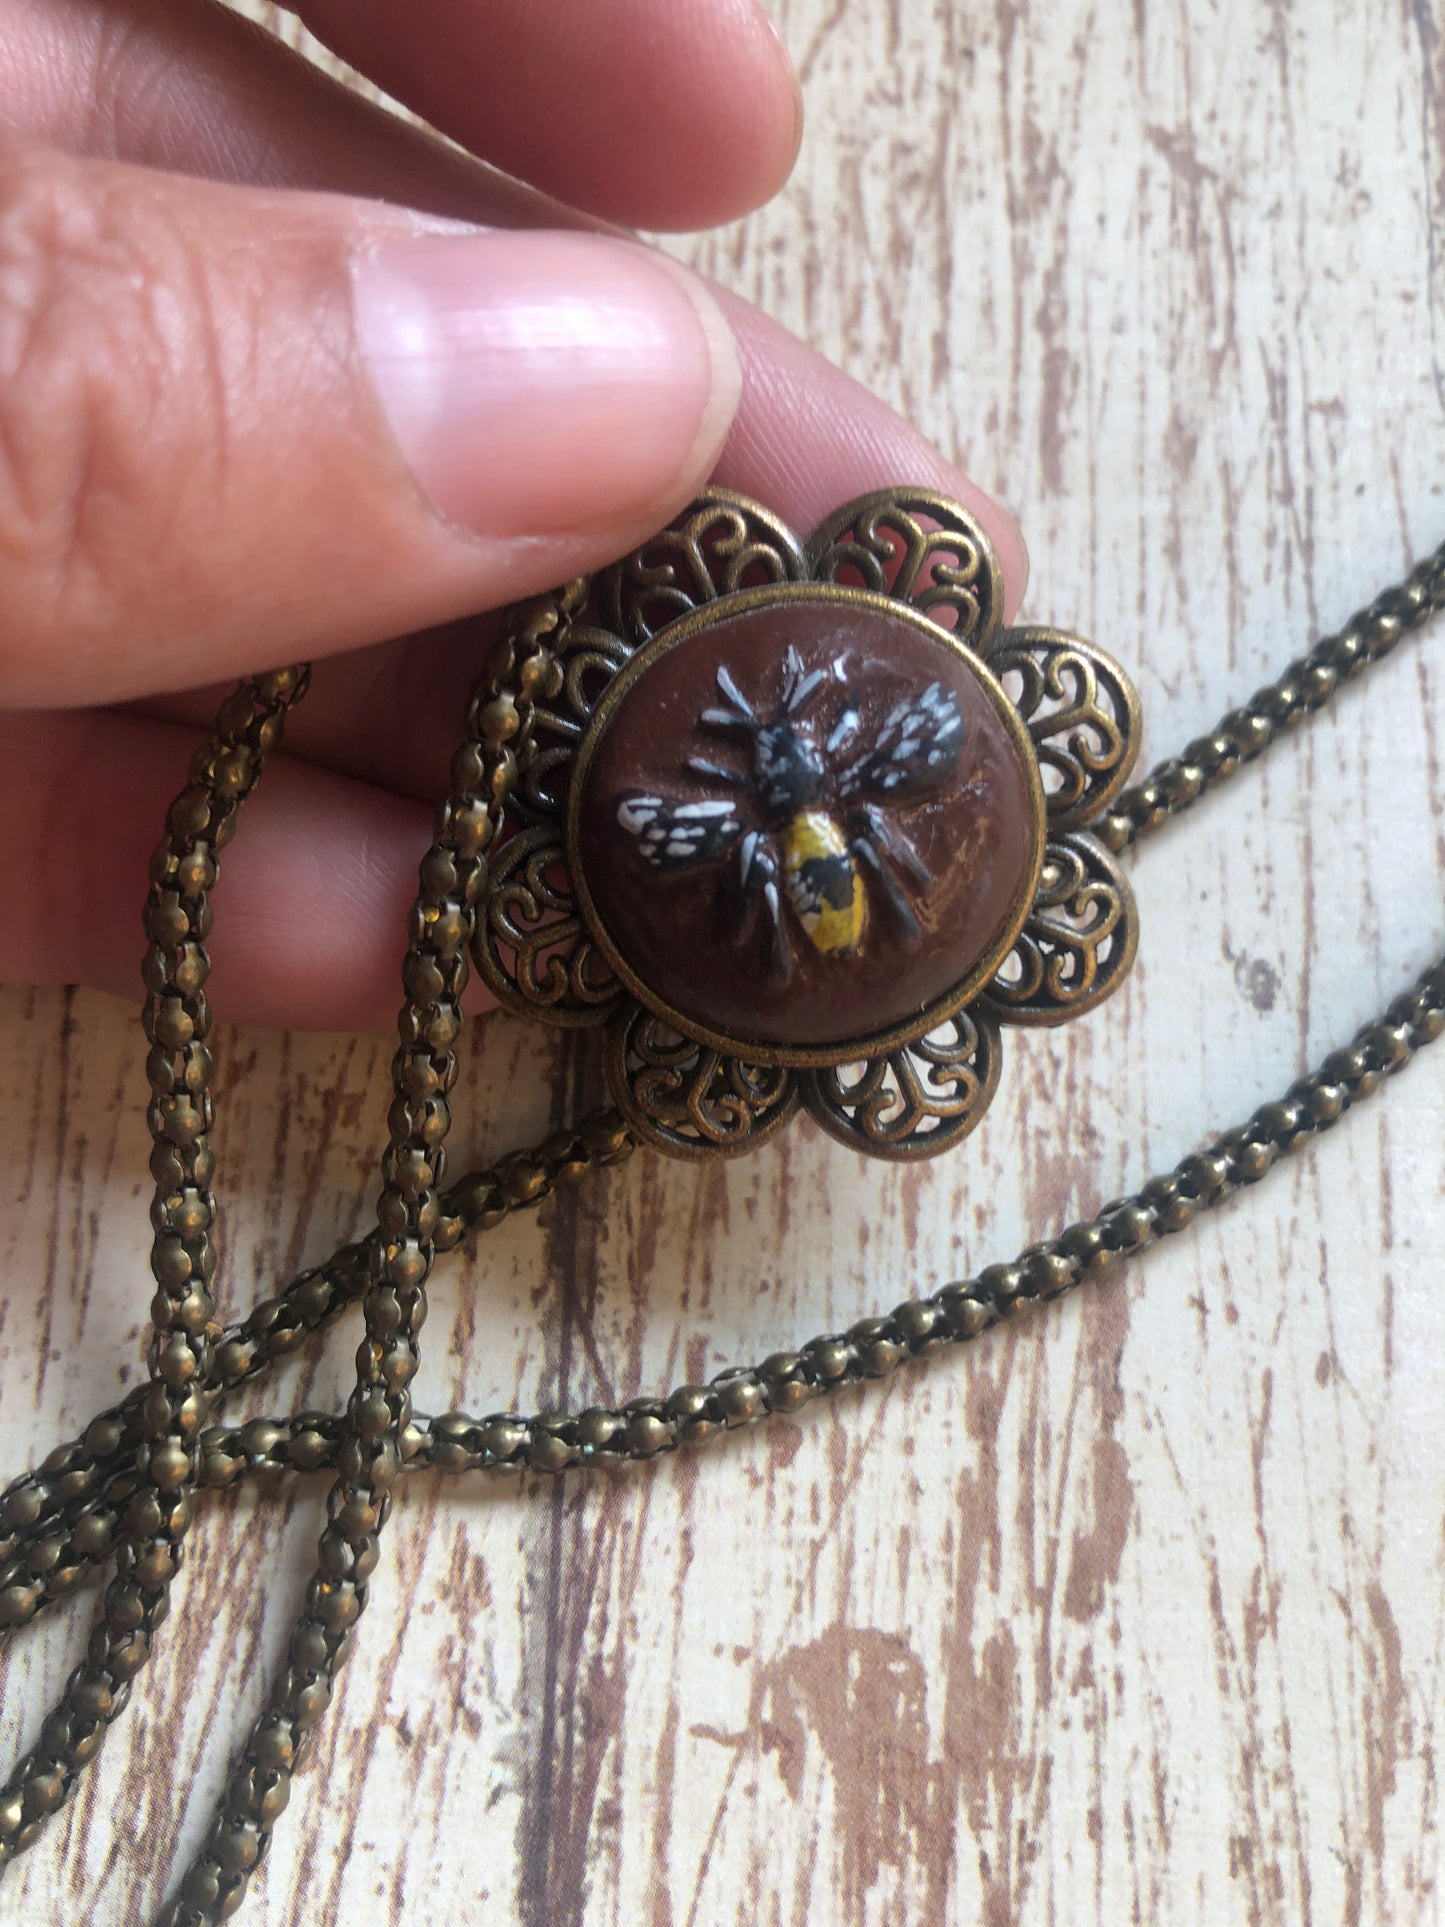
[156,588,582,1926]
[1096,537,1445,851]
[0,667,310,1864]
[0,1110,634,1631]
[0,544,1440,1919]
[0,952,1441,1642]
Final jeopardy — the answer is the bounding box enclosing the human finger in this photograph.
[1,0,801,230]
[292,0,802,229]
[0,140,740,710]
[136,301,1030,809]
[0,708,458,1032]
[2,0,1028,644]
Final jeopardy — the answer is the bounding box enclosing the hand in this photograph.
[0,0,1026,1030]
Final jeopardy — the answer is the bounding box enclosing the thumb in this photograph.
[0,142,739,707]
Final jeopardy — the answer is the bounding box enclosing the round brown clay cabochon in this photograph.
[569,586,1044,1065]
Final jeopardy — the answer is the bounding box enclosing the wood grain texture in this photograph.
[1,3,1443,1921]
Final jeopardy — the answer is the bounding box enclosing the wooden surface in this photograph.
[2,3,1444,1921]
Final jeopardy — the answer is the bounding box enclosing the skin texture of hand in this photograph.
[0,0,1028,1030]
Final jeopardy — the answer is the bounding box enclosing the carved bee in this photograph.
[616,647,965,979]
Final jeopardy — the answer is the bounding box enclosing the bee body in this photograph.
[782,811,866,956]
[616,649,966,980]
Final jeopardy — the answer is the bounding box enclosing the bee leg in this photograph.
[780,645,804,708]
[686,756,748,784]
[850,832,921,941]
[709,665,757,721]
[736,831,763,937]
[856,802,931,886]
[739,833,791,980]
[763,878,791,979]
[785,669,830,721]
[825,707,861,756]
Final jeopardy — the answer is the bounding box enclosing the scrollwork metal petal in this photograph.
[800,1008,1002,1160]
[605,1006,800,1159]
[991,627,1142,830]
[805,489,1005,655]
[981,833,1138,1025]
[470,826,620,1025]
[598,490,808,648]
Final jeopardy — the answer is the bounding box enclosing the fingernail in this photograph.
[352,230,740,541]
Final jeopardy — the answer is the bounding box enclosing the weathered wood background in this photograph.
[2,2,1443,1921]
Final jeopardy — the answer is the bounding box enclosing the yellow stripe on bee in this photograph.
[783,811,866,957]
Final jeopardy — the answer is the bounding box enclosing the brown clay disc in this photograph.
[569,587,1043,1065]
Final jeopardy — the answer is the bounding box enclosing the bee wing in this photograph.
[616,794,746,871]
[837,683,965,801]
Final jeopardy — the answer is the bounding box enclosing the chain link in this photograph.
[154,590,597,1926]
[1096,539,1445,851]
[0,545,1438,1916]
[0,1110,633,1634]
[0,668,309,1866]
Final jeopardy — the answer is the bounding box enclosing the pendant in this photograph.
[474,488,1142,1159]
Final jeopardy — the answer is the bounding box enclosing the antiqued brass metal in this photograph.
[566,581,1048,1070]
[980,832,1140,1024]
[0,519,1441,1926]
[802,1005,1004,1159]
[474,489,1143,1161]
[604,1004,804,1158]
[601,487,810,643]
[989,627,1143,830]
[806,485,1009,638]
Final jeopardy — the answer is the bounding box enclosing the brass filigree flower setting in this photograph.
[474,488,1142,1160]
